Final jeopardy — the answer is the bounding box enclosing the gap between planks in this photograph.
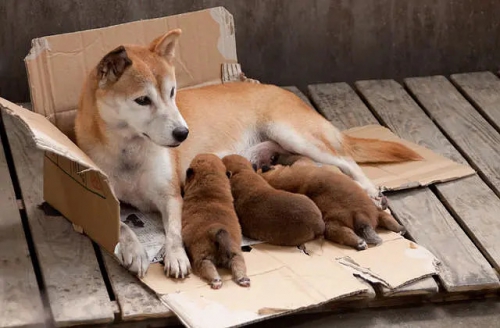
[308,81,498,293]
[354,79,500,291]
[1,112,115,327]
[0,112,47,328]
[296,84,439,297]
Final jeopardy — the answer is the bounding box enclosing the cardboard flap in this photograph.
[344,125,476,190]
[25,7,237,124]
[143,246,368,328]
[0,98,101,173]
[140,232,439,328]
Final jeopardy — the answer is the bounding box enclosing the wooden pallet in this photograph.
[2,72,500,327]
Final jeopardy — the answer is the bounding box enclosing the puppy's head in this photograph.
[93,29,189,148]
[184,153,231,193]
[222,154,254,176]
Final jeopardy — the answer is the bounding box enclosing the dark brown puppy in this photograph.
[222,154,324,247]
[259,155,405,250]
[182,153,249,289]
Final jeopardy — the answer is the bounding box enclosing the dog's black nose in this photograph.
[172,127,189,142]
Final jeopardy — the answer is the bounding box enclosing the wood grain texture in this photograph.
[450,71,500,131]
[307,83,439,296]
[0,121,46,328]
[404,75,500,197]
[102,252,173,320]
[1,113,115,327]
[355,79,500,285]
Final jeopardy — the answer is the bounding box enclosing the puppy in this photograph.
[181,154,249,289]
[222,154,324,247]
[259,155,405,250]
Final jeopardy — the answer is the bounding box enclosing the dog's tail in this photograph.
[341,135,423,164]
[210,227,234,262]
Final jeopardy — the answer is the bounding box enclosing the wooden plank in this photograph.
[0,121,46,327]
[450,71,500,131]
[1,112,115,327]
[404,75,500,197]
[307,83,439,296]
[102,252,173,320]
[355,79,500,291]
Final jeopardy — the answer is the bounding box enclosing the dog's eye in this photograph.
[170,87,175,98]
[134,96,151,106]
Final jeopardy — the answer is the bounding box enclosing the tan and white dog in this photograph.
[74,29,422,279]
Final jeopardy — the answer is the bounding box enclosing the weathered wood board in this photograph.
[0,120,46,327]
[1,112,115,327]
[356,79,500,281]
[307,83,439,296]
[451,71,500,131]
[405,76,500,198]
[102,252,173,320]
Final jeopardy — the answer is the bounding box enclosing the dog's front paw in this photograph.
[164,247,191,279]
[117,223,150,278]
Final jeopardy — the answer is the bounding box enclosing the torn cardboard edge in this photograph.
[140,232,439,328]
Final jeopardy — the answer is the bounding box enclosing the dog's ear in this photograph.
[186,167,194,181]
[150,29,181,63]
[251,163,258,172]
[226,170,232,179]
[97,46,132,87]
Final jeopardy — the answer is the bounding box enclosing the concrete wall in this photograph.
[1,0,499,102]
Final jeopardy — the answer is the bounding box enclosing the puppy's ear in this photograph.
[251,163,258,172]
[97,46,132,87]
[186,167,194,181]
[149,29,181,63]
[226,170,232,179]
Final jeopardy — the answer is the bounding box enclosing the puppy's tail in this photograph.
[357,225,383,245]
[211,227,234,261]
[354,214,382,245]
[341,135,423,164]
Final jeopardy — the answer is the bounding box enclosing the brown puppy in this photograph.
[222,154,324,247]
[259,155,405,250]
[181,154,250,289]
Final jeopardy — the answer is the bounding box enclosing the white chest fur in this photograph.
[87,132,175,213]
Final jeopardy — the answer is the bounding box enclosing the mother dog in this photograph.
[74,29,421,279]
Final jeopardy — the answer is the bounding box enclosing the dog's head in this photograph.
[94,29,189,148]
[184,153,231,192]
[222,154,255,176]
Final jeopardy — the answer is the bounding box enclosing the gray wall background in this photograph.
[1,0,499,102]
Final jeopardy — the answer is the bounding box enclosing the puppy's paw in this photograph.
[368,188,388,210]
[164,247,191,279]
[356,240,368,251]
[210,278,223,289]
[237,277,251,287]
[117,224,150,278]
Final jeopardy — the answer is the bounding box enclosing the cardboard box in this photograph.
[0,6,474,328]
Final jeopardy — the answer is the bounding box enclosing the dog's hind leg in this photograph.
[196,258,223,289]
[378,210,406,235]
[229,253,250,287]
[324,220,368,251]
